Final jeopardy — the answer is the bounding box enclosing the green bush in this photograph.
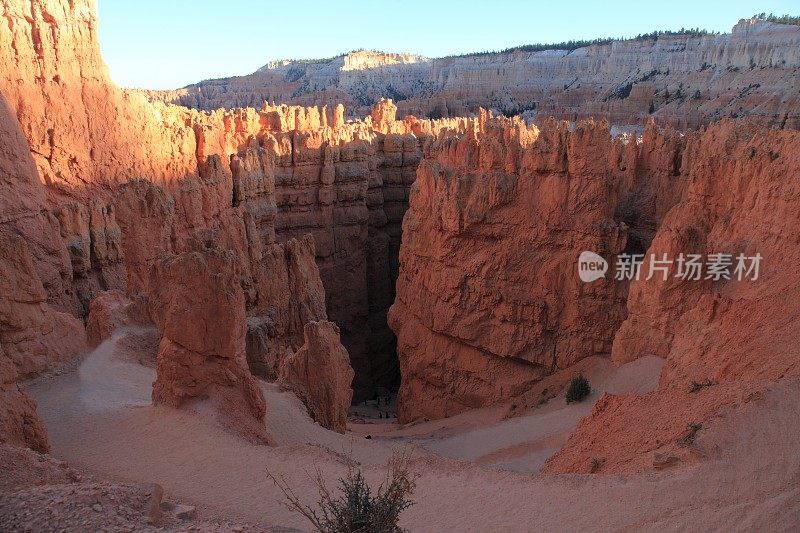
[270,452,417,533]
[566,374,591,404]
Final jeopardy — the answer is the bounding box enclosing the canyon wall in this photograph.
[158,20,800,130]
[1,0,199,320]
[0,59,85,453]
[3,0,798,473]
[0,0,477,402]
[392,113,800,471]
[158,101,472,399]
[544,121,800,473]
[389,114,687,421]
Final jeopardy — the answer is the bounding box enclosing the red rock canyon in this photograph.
[1,1,799,530]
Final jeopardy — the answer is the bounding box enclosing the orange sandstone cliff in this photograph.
[2,0,799,483]
[0,0,468,425]
[544,121,800,473]
[389,114,687,421]
[390,113,800,471]
[0,0,337,436]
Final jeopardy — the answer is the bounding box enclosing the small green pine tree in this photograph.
[566,374,591,404]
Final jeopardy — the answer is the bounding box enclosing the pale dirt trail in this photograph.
[27,330,800,531]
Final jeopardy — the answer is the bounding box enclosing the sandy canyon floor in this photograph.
[2,2,800,531]
[19,327,800,531]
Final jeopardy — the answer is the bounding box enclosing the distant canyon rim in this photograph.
[1,1,800,530]
[142,16,800,403]
[150,18,800,129]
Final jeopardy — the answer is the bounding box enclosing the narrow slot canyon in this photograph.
[200,100,432,403]
[3,2,800,530]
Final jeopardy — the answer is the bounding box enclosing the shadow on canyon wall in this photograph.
[2,93,407,401]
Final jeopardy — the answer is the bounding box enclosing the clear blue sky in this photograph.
[97,0,799,90]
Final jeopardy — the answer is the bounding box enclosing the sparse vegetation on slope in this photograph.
[250,26,721,71]
[754,13,800,26]
[269,452,417,533]
[678,423,703,447]
[566,374,591,404]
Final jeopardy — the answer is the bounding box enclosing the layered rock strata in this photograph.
[389,114,687,421]
[148,247,269,443]
[391,113,800,472]
[4,0,798,475]
[158,20,800,129]
[279,321,355,433]
[0,79,85,452]
[544,121,800,473]
[0,0,471,401]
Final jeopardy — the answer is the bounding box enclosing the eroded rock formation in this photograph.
[0,347,50,453]
[158,21,800,129]
[2,0,799,484]
[389,114,687,421]
[0,0,345,439]
[0,0,475,401]
[0,75,85,452]
[390,112,800,470]
[279,321,355,433]
[544,121,800,473]
[148,248,269,443]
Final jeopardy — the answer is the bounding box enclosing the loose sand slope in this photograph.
[27,330,800,531]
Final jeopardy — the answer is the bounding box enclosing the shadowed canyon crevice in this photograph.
[0,0,479,401]
[3,4,800,523]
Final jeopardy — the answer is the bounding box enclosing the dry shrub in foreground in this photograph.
[268,451,417,533]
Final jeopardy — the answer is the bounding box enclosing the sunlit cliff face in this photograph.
[155,19,800,131]
[1,0,488,400]
[4,0,800,484]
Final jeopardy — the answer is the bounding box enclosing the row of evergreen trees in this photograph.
[450,28,716,59]
[270,14,799,67]
[266,14,800,68]
[753,13,800,26]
